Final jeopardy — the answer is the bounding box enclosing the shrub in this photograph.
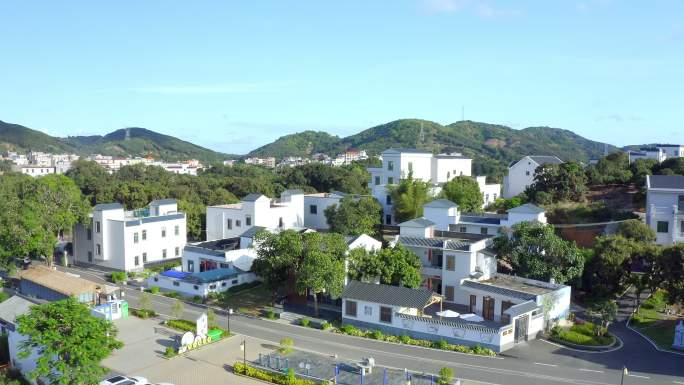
[265,310,278,320]
[436,339,449,350]
[130,308,156,319]
[279,338,294,354]
[399,335,411,344]
[166,319,196,332]
[371,330,384,340]
[299,318,310,327]
[320,321,331,330]
[149,286,160,294]
[233,362,320,385]
[192,295,203,304]
[437,367,454,385]
[110,272,127,284]
[163,291,182,299]
[164,346,176,358]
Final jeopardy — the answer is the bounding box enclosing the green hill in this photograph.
[247,130,344,159]
[0,121,229,162]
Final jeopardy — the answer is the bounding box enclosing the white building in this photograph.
[244,157,276,168]
[367,148,497,224]
[11,164,56,177]
[503,156,564,199]
[658,144,684,159]
[148,267,258,298]
[646,175,684,245]
[476,176,501,208]
[73,199,187,271]
[629,148,667,164]
[303,191,348,230]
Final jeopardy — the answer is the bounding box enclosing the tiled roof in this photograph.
[240,226,266,239]
[93,203,123,211]
[150,199,177,205]
[648,175,684,190]
[342,281,437,309]
[0,296,35,324]
[398,218,436,228]
[461,280,536,301]
[459,216,502,225]
[242,193,266,202]
[19,266,97,297]
[507,203,545,214]
[504,300,540,317]
[396,313,501,334]
[424,199,457,209]
[383,148,433,154]
[398,236,471,251]
[529,156,563,165]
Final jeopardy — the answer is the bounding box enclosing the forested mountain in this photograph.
[249,119,616,180]
[0,121,228,162]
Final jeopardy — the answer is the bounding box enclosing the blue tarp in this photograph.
[191,268,239,283]
[161,270,191,279]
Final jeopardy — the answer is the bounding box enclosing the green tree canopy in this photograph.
[659,244,684,303]
[347,244,422,288]
[440,176,483,213]
[616,219,656,243]
[16,298,123,385]
[324,196,382,236]
[586,152,632,185]
[582,235,635,299]
[527,161,587,204]
[493,221,584,284]
[387,174,433,223]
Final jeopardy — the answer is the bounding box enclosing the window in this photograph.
[387,177,394,185]
[194,285,199,290]
[232,279,238,284]
[209,284,216,289]
[501,300,513,316]
[469,295,476,313]
[480,227,488,235]
[175,247,180,257]
[134,232,139,243]
[374,176,381,185]
[525,171,530,176]
[408,162,413,173]
[222,282,227,287]
[459,226,467,233]
[386,195,392,205]
[245,215,252,226]
[142,252,147,263]
[681,221,684,235]
[310,205,318,214]
[96,244,101,256]
[161,227,167,237]
[188,260,194,272]
[279,217,284,228]
[96,221,101,233]
[364,306,373,316]
[387,160,394,171]
[386,214,392,225]
[134,256,139,266]
[380,306,392,323]
[446,255,455,271]
[87,251,92,262]
[87,229,92,240]
[226,219,232,230]
[483,296,495,321]
[175,225,180,235]
[657,221,669,233]
[236,220,241,227]
[445,285,455,302]
[679,195,684,212]
[345,300,357,317]
[162,249,167,259]
[173,281,180,287]
[447,171,451,179]
[485,194,489,202]
[142,230,147,241]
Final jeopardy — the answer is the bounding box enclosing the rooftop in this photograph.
[0,296,36,324]
[398,236,472,251]
[150,198,177,205]
[94,202,124,211]
[342,281,439,309]
[528,156,564,165]
[19,266,97,297]
[507,203,545,214]
[424,199,457,209]
[383,148,433,155]
[459,215,502,225]
[398,218,436,228]
[462,274,559,300]
[190,237,241,252]
[648,175,684,190]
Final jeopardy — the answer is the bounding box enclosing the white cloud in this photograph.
[133,82,285,95]
[422,0,522,18]
[423,0,470,13]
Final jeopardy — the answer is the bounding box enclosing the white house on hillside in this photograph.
[73,199,187,271]
[367,148,499,224]
[503,156,564,199]
[646,174,684,245]
[629,144,684,164]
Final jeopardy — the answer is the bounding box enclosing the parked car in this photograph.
[99,376,148,385]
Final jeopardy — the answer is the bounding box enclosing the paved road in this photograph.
[62,265,684,385]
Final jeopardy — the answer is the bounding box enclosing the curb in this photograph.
[545,334,621,352]
[626,317,684,357]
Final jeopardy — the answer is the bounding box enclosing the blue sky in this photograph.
[1,1,682,154]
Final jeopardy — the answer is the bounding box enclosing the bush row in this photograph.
[550,322,614,346]
[336,324,496,356]
[233,362,323,385]
[130,308,156,319]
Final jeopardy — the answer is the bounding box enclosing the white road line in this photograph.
[673,381,684,384]
[627,374,650,379]
[579,369,604,373]
[534,362,559,367]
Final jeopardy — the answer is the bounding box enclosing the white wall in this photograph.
[477,176,501,208]
[432,157,472,183]
[423,206,459,231]
[9,330,40,385]
[303,195,342,229]
[504,157,539,199]
[148,272,258,298]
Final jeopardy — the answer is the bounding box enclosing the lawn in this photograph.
[551,322,615,346]
[215,283,273,316]
[631,290,677,350]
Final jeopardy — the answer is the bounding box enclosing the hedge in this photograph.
[551,322,614,346]
[130,308,156,319]
[233,362,323,385]
[336,324,496,356]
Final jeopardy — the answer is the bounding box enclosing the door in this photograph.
[469,295,477,313]
[483,297,495,321]
[515,314,529,342]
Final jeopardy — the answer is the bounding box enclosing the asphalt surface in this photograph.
[61,265,684,385]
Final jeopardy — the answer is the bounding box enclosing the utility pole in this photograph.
[462,106,465,121]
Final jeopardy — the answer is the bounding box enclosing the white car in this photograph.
[99,376,149,385]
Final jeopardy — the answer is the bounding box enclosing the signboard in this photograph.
[180,331,195,347]
[196,313,208,338]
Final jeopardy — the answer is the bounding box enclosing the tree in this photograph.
[324,196,382,236]
[616,219,656,243]
[586,152,632,185]
[628,273,649,309]
[296,232,347,316]
[139,291,152,313]
[207,308,217,328]
[437,367,454,385]
[440,176,483,213]
[582,235,635,299]
[252,229,304,302]
[493,222,584,284]
[171,299,185,319]
[387,174,432,223]
[16,298,123,385]
[589,300,617,336]
[347,244,422,288]
[630,158,658,186]
[527,161,587,203]
[658,244,684,303]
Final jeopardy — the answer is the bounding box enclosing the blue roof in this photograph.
[161,270,191,279]
[190,268,240,283]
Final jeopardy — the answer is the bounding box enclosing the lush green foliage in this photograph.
[324,196,382,236]
[166,319,197,332]
[658,244,684,303]
[0,369,30,385]
[616,219,656,243]
[440,176,483,213]
[493,222,584,284]
[387,175,433,223]
[16,298,123,385]
[233,362,322,385]
[130,308,156,319]
[347,245,423,288]
[337,324,496,356]
[110,271,127,284]
[278,338,294,354]
[438,367,455,385]
[526,161,587,204]
[582,235,635,299]
[545,202,638,224]
[486,195,526,213]
[551,322,613,346]
[586,152,632,185]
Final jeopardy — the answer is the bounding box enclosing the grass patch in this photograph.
[336,324,496,356]
[219,284,272,316]
[165,318,230,337]
[631,290,676,350]
[551,322,614,346]
[545,201,637,224]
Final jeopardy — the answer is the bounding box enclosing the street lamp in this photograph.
[620,366,628,385]
[240,340,246,366]
[227,308,234,334]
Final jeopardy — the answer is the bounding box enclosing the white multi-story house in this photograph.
[244,157,276,168]
[303,191,348,230]
[503,156,563,199]
[629,145,684,164]
[367,148,497,224]
[476,176,501,208]
[11,164,56,177]
[73,199,187,271]
[646,175,684,245]
[658,144,684,159]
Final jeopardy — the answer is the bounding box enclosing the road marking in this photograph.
[534,362,558,367]
[673,381,684,384]
[579,369,604,373]
[627,374,650,379]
